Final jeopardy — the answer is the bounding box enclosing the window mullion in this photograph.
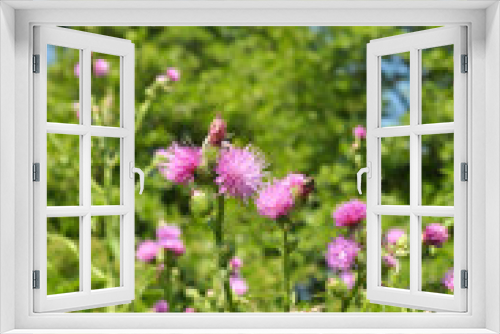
[409,47,420,294]
[81,48,92,294]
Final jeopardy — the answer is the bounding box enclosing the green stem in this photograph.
[215,195,234,312]
[163,248,173,310]
[283,226,290,312]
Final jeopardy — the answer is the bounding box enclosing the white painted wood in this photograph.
[46,123,130,138]
[366,26,467,312]
[33,26,135,313]
[3,0,497,10]
[9,5,488,332]
[0,2,17,333]
[485,3,500,333]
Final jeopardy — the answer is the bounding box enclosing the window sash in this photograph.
[32,25,136,313]
[366,26,468,312]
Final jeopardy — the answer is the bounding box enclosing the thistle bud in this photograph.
[207,115,227,146]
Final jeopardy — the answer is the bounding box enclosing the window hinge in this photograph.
[33,163,40,182]
[461,162,468,181]
[461,270,468,289]
[33,270,40,289]
[33,54,40,73]
[461,54,468,73]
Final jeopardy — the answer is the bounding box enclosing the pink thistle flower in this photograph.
[255,179,295,219]
[229,276,248,296]
[166,67,180,81]
[136,240,158,262]
[333,199,366,228]
[353,125,366,139]
[383,254,398,268]
[207,115,227,146]
[158,143,202,184]
[157,225,181,241]
[229,256,243,270]
[443,268,454,292]
[282,173,314,199]
[185,307,195,313]
[154,300,168,312]
[74,63,80,77]
[93,59,109,77]
[159,238,186,256]
[423,223,449,247]
[340,271,356,290]
[386,228,405,245]
[215,145,266,200]
[325,236,360,271]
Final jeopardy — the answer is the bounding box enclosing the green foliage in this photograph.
[45,26,454,313]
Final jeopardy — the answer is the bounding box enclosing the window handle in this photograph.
[129,162,144,195]
[357,162,371,195]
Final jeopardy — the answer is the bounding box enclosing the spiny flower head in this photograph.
[156,224,181,241]
[443,268,454,292]
[93,59,110,77]
[229,256,243,270]
[154,300,168,312]
[333,199,366,227]
[215,145,266,200]
[159,238,186,256]
[255,179,295,219]
[385,228,408,257]
[282,173,314,199]
[229,275,248,296]
[423,223,449,247]
[136,240,158,262]
[166,67,180,81]
[340,271,356,290]
[353,125,366,139]
[383,254,398,268]
[325,236,360,271]
[157,143,202,184]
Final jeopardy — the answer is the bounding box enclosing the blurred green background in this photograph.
[45,26,455,312]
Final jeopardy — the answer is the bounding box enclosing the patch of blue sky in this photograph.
[381,55,410,127]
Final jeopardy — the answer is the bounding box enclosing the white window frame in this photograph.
[0,1,499,333]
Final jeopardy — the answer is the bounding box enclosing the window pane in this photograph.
[91,216,121,290]
[381,52,410,127]
[380,216,410,290]
[47,217,80,295]
[91,137,121,205]
[421,217,454,294]
[47,133,80,206]
[421,133,454,206]
[47,45,80,124]
[421,45,454,124]
[381,136,410,205]
[91,52,120,127]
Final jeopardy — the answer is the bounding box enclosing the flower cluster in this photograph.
[333,199,366,228]
[228,256,248,296]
